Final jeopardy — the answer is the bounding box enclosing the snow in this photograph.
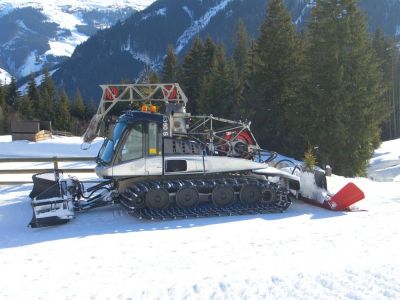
[141,7,167,21]
[294,0,316,25]
[299,171,328,203]
[39,6,90,58]
[182,6,194,21]
[1,0,156,77]
[0,135,103,182]
[0,135,400,299]
[0,135,103,158]
[175,0,234,54]
[0,0,156,12]
[16,19,37,34]
[46,31,89,57]
[17,68,58,94]
[368,138,400,182]
[18,50,44,77]
[0,68,12,85]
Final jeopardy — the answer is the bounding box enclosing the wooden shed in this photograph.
[11,120,52,142]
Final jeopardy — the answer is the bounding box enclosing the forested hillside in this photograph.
[48,0,400,100]
[1,0,400,176]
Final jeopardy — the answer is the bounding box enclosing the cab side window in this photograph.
[121,124,143,161]
[148,122,161,156]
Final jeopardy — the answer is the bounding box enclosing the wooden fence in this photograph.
[0,157,96,185]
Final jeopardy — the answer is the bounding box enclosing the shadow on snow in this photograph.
[0,185,346,249]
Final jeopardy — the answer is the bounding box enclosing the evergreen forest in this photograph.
[1,0,400,176]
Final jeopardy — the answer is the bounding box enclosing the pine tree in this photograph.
[0,85,8,133]
[38,89,53,121]
[304,143,317,172]
[388,41,400,139]
[55,90,71,131]
[7,77,19,108]
[395,50,400,138]
[372,29,393,140]
[244,0,303,155]
[71,88,85,120]
[162,44,180,83]
[181,37,206,114]
[38,69,57,122]
[230,21,251,120]
[40,69,56,101]
[198,44,230,116]
[305,0,387,176]
[84,99,96,121]
[227,58,242,119]
[18,96,34,120]
[27,74,40,118]
[203,37,218,74]
[233,20,250,79]
[148,71,160,84]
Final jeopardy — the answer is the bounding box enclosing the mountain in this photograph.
[23,0,400,100]
[0,0,156,79]
[0,68,12,85]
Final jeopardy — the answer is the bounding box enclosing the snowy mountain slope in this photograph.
[17,68,58,94]
[0,68,12,85]
[368,138,400,182]
[50,0,400,101]
[0,0,155,12]
[0,135,399,299]
[0,0,156,79]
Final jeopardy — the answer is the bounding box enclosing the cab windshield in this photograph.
[98,122,127,165]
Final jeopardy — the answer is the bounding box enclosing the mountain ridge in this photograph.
[52,0,400,101]
[0,0,157,79]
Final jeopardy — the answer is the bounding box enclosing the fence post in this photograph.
[53,158,59,171]
[53,158,60,181]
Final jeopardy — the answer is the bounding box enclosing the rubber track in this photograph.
[119,177,291,220]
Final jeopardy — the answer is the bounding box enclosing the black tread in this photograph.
[119,176,291,220]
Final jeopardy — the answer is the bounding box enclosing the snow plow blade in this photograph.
[302,182,365,211]
[328,182,365,211]
[29,172,61,199]
[29,172,75,228]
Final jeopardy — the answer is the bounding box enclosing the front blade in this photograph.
[329,182,365,210]
[29,173,75,228]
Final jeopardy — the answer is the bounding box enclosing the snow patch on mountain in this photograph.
[121,34,161,69]
[175,0,234,53]
[18,51,44,77]
[182,6,194,21]
[17,69,58,94]
[0,68,12,85]
[0,3,13,17]
[46,30,89,57]
[0,0,156,79]
[16,19,37,34]
[294,0,316,25]
[0,1,156,12]
[141,8,167,21]
[129,50,161,70]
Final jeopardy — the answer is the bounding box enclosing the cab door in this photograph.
[145,121,163,175]
[113,122,146,176]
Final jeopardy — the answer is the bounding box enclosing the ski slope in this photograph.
[0,68,12,85]
[0,136,399,299]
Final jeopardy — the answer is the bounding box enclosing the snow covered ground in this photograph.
[368,138,400,182]
[0,67,12,85]
[0,136,399,299]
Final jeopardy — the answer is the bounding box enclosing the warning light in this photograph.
[141,105,148,112]
[150,105,157,113]
[105,86,119,100]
